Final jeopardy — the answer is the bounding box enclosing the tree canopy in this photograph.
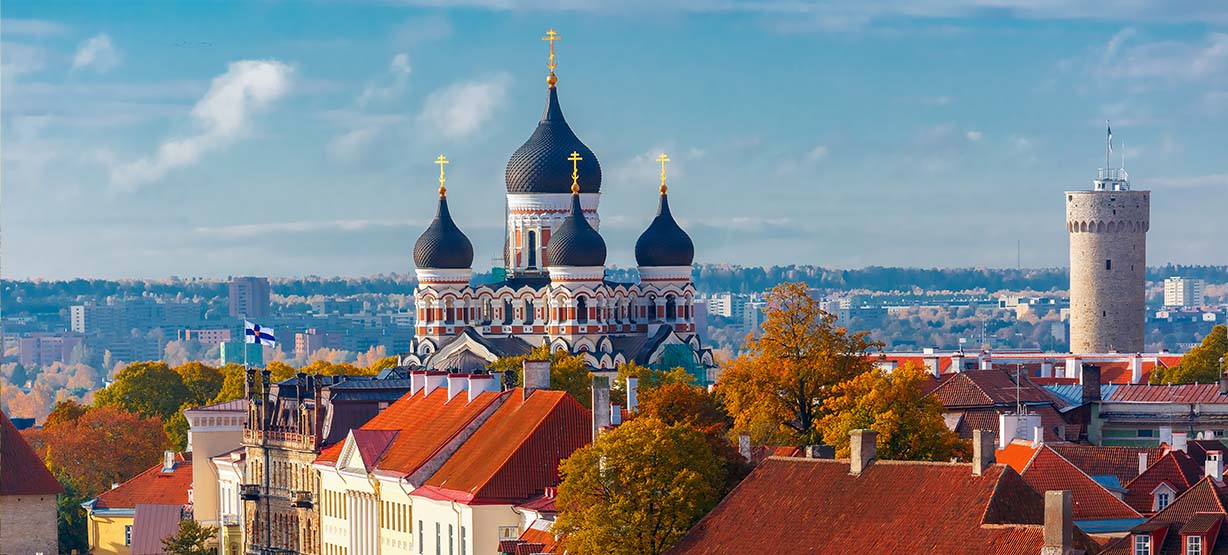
[93,361,189,421]
[1151,324,1227,384]
[23,404,169,497]
[492,345,594,408]
[161,519,218,555]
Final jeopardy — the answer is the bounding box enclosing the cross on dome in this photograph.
[435,154,449,197]
[657,152,671,194]
[542,28,561,87]
[568,151,583,194]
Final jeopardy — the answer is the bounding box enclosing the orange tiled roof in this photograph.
[1102,478,1228,554]
[94,453,192,509]
[1019,447,1141,521]
[953,406,1073,443]
[1,410,64,496]
[932,369,1063,408]
[995,441,1040,474]
[518,523,558,553]
[1124,450,1205,514]
[1048,444,1165,485]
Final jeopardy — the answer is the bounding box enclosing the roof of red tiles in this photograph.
[995,441,1040,474]
[1019,447,1141,521]
[932,369,1064,409]
[1111,384,1228,404]
[952,406,1074,442]
[1124,450,1205,514]
[1048,444,1166,485]
[1102,478,1228,555]
[1,410,64,496]
[350,429,399,473]
[518,523,558,553]
[418,389,590,504]
[668,457,1099,555]
[94,453,192,510]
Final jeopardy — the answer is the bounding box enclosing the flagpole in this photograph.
[1106,120,1111,170]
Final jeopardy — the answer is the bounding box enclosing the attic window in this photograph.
[1156,492,1170,510]
[1188,535,1202,555]
[1134,534,1150,555]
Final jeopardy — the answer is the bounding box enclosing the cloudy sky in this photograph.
[3,1,1226,279]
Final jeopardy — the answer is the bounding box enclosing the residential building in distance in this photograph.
[229,276,271,319]
[82,451,193,555]
[0,409,64,555]
[1164,277,1206,308]
[295,328,346,359]
[17,332,85,367]
[179,328,232,344]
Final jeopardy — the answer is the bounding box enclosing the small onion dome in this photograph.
[635,191,694,267]
[547,192,606,267]
[505,87,602,194]
[413,195,473,270]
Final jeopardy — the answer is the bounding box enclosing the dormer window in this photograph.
[1158,492,1170,510]
[1152,482,1177,512]
[1187,535,1202,555]
[1134,534,1150,555]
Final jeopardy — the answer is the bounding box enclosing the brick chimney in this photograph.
[592,376,611,441]
[850,429,877,476]
[1081,364,1101,403]
[446,373,469,401]
[1207,450,1223,481]
[973,429,995,476]
[1041,490,1073,555]
[1138,452,1149,476]
[522,360,550,399]
[423,371,447,395]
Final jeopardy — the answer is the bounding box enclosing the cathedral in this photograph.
[401,30,715,382]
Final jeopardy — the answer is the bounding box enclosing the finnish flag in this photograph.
[244,321,276,346]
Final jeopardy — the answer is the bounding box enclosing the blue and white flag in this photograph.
[1107,121,1113,155]
[244,321,276,346]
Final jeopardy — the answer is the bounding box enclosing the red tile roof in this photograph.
[952,406,1073,443]
[1124,450,1205,514]
[1102,478,1228,555]
[417,389,590,504]
[1,410,64,496]
[1111,384,1228,404]
[1047,444,1165,485]
[995,441,1040,474]
[94,453,192,509]
[518,523,558,553]
[1019,447,1141,521]
[932,369,1065,408]
[668,457,1100,555]
[350,429,399,473]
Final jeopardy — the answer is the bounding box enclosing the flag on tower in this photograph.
[244,321,276,346]
[1107,122,1113,156]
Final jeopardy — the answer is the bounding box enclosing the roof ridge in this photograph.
[1036,445,1141,517]
[464,390,570,497]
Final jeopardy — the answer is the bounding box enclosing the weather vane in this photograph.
[568,151,583,194]
[435,154,449,197]
[542,28,561,87]
[656,152,671,194]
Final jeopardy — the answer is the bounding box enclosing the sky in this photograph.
[3,1,1227,279]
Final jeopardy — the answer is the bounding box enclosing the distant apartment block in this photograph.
[17,333,85,367]
[179,329,233,344]
[71,299,203,335]
[294,328,345,359]
[228,276,270,319]
[1163,277,1206,308]
[309,298,363,315]
[707,293,750,319]
[742,301,766,332]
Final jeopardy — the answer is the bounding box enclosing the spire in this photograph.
[542,28,561,88]
[636,154,694,268]
[547,151,606,268]
[414,155,473,270]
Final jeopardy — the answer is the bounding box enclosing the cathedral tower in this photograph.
[412,155,474,348]
[1066,127,1149,354]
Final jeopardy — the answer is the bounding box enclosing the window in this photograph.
[1188,536,1203,555]
[1106,259,1112,270]
[1135,534,1151,555]
[125,525,133,546]
[436,522,441,555]
[1157,492,1170,510]
[527,231,538,268]
[577,297,588,324]
[419,520,424,554]
[498,526,519,540]
[461,526,467,555]
[449,524,454,555]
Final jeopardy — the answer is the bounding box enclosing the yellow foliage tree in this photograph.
[491,345,593,408]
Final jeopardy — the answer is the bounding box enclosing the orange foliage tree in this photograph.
[23,404,170,496]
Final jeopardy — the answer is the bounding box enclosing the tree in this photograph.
[367,355,400,374]
[1151,325,1228,384]
[93,361,188,421]
[45,399,89,428]
[637,381,752,493]
[819,363,969,461]
[23,405,170,497]
[175,362,225,406]
[56,476,90,555]
[161,519,217,555]
[493,345,594,408]
[212,364,248,404]
[555,417,725,555]
[716,282,881,445]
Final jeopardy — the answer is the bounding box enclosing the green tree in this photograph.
[555,417,725,555]
[1151,325,1228,384]
[493,345,594,408]
[93,361,189,421]
[44,399,89,428]
[819,363,969,461]
[175,362,225,406]
[56,476,90,555]
[165,403,193,451]
[161,519,217,555]
[211,364,248,404]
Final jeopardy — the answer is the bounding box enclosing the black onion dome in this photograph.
[413,196,473,270]
[547,193,606,267]
[505,87,601,194]
[635,192,695,267]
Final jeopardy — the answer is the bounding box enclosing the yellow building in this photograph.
[83,451,193,555]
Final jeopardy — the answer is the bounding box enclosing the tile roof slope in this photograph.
[0,409,64,495]
[1110,384,1228,404]
[94,453,192,509]
[1124,451,1205,514]
[669,458,1100,555]
[996,441,1040,474]
[184,399,247,412]
[314,387,505,475]
[350,429,399,472]
[1048,444,1166,485]
[1102,478,1228,555]
[518,523,558,553]
[419,389,590,503]
[1020,447,1141,521]
[955,406,1073,442]
[932,369,1065,408]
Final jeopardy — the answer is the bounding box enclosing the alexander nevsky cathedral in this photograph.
[401,31,716,381]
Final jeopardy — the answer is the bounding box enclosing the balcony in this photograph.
[221,514,241,526]
[243,429,317,451]
[240,484,261,501]
[290,490,314,509]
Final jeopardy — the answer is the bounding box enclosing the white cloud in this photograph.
[109,60,294,190]
[806,145,829,161]
[964,130,983,141]
[418,74,510,140]
[3,19,70,37]
[327,126,386,165]
[72,33,121,73]
[195,219,417,239]
[358,53,411,107]
[1092,30,1228,84]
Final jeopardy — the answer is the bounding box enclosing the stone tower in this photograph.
[1066,159,1149,354]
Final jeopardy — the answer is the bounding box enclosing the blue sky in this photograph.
[3,1,1226,279]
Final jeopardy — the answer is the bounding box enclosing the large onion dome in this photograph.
[547,191,606,267]
[505,86,601,194]
[635,190,694,267]
[413,194,473,270]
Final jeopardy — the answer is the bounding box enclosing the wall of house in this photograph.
[0,494,58,555]
[88,513,134,555]
[187,417,244,526]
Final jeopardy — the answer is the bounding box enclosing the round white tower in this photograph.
[1066,162,1149,354]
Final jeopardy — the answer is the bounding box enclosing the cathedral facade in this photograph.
[401,36,714,380]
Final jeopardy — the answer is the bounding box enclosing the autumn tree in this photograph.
[493,345,594,408]
[93,361,188,421]
[555,417,725,555]
[212,364,249,404]
[716,282,881,445]
[45,399,89,428]
[1151,324,1228,384]
[23,404,170,496]
[175,362,225,406]
[819,363,968,461]
[161,519,217,555]
[637,381,751,492]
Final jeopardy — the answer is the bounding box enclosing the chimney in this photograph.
[738,434,752,462]
[1173,431,1188,453]
[610,404,622,426]
[1132,354,1144,384]
[409,371,425,395]
[423,371,447,395]
[523,360,551,399]
[1207,450,1223,480]
[951,351,965,373]
[446,374,469,401]
[467,374,498,403]
[1041,360,1054,378]
[973,429,995,476]
[1081,364,1101,404]
[979,355,993,371]
[592,376,611,441]
[1219,373,1228,396]
[162,450,176,473]
[849,429,877,476]
[626,377,639,412]
[1139,452,1149,475]
[1033,426,1044,448]
[1160,425,1173,447]
[1065,356,1080,380]
[1041,490,1073,555]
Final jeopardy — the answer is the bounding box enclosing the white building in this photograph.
[1163,277,1206,308]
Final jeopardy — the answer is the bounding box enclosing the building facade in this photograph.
[184,400,247,536]
[0,410,63,555]
[1163,277,1206,308]
[229,277,271,319]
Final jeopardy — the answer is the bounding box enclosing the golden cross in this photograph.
[435,154,449,196]
[656,152,671,194]
[568,150,583,194]
[542,28,561,72]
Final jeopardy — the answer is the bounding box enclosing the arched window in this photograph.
[665,295,677,322]
[527,230,538,269]
[577,297,589,323]
[503,300,513,325]
[525,300,535,325]
[647,296,658,321]
[444,298,455,324]
[482,299,492,324]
